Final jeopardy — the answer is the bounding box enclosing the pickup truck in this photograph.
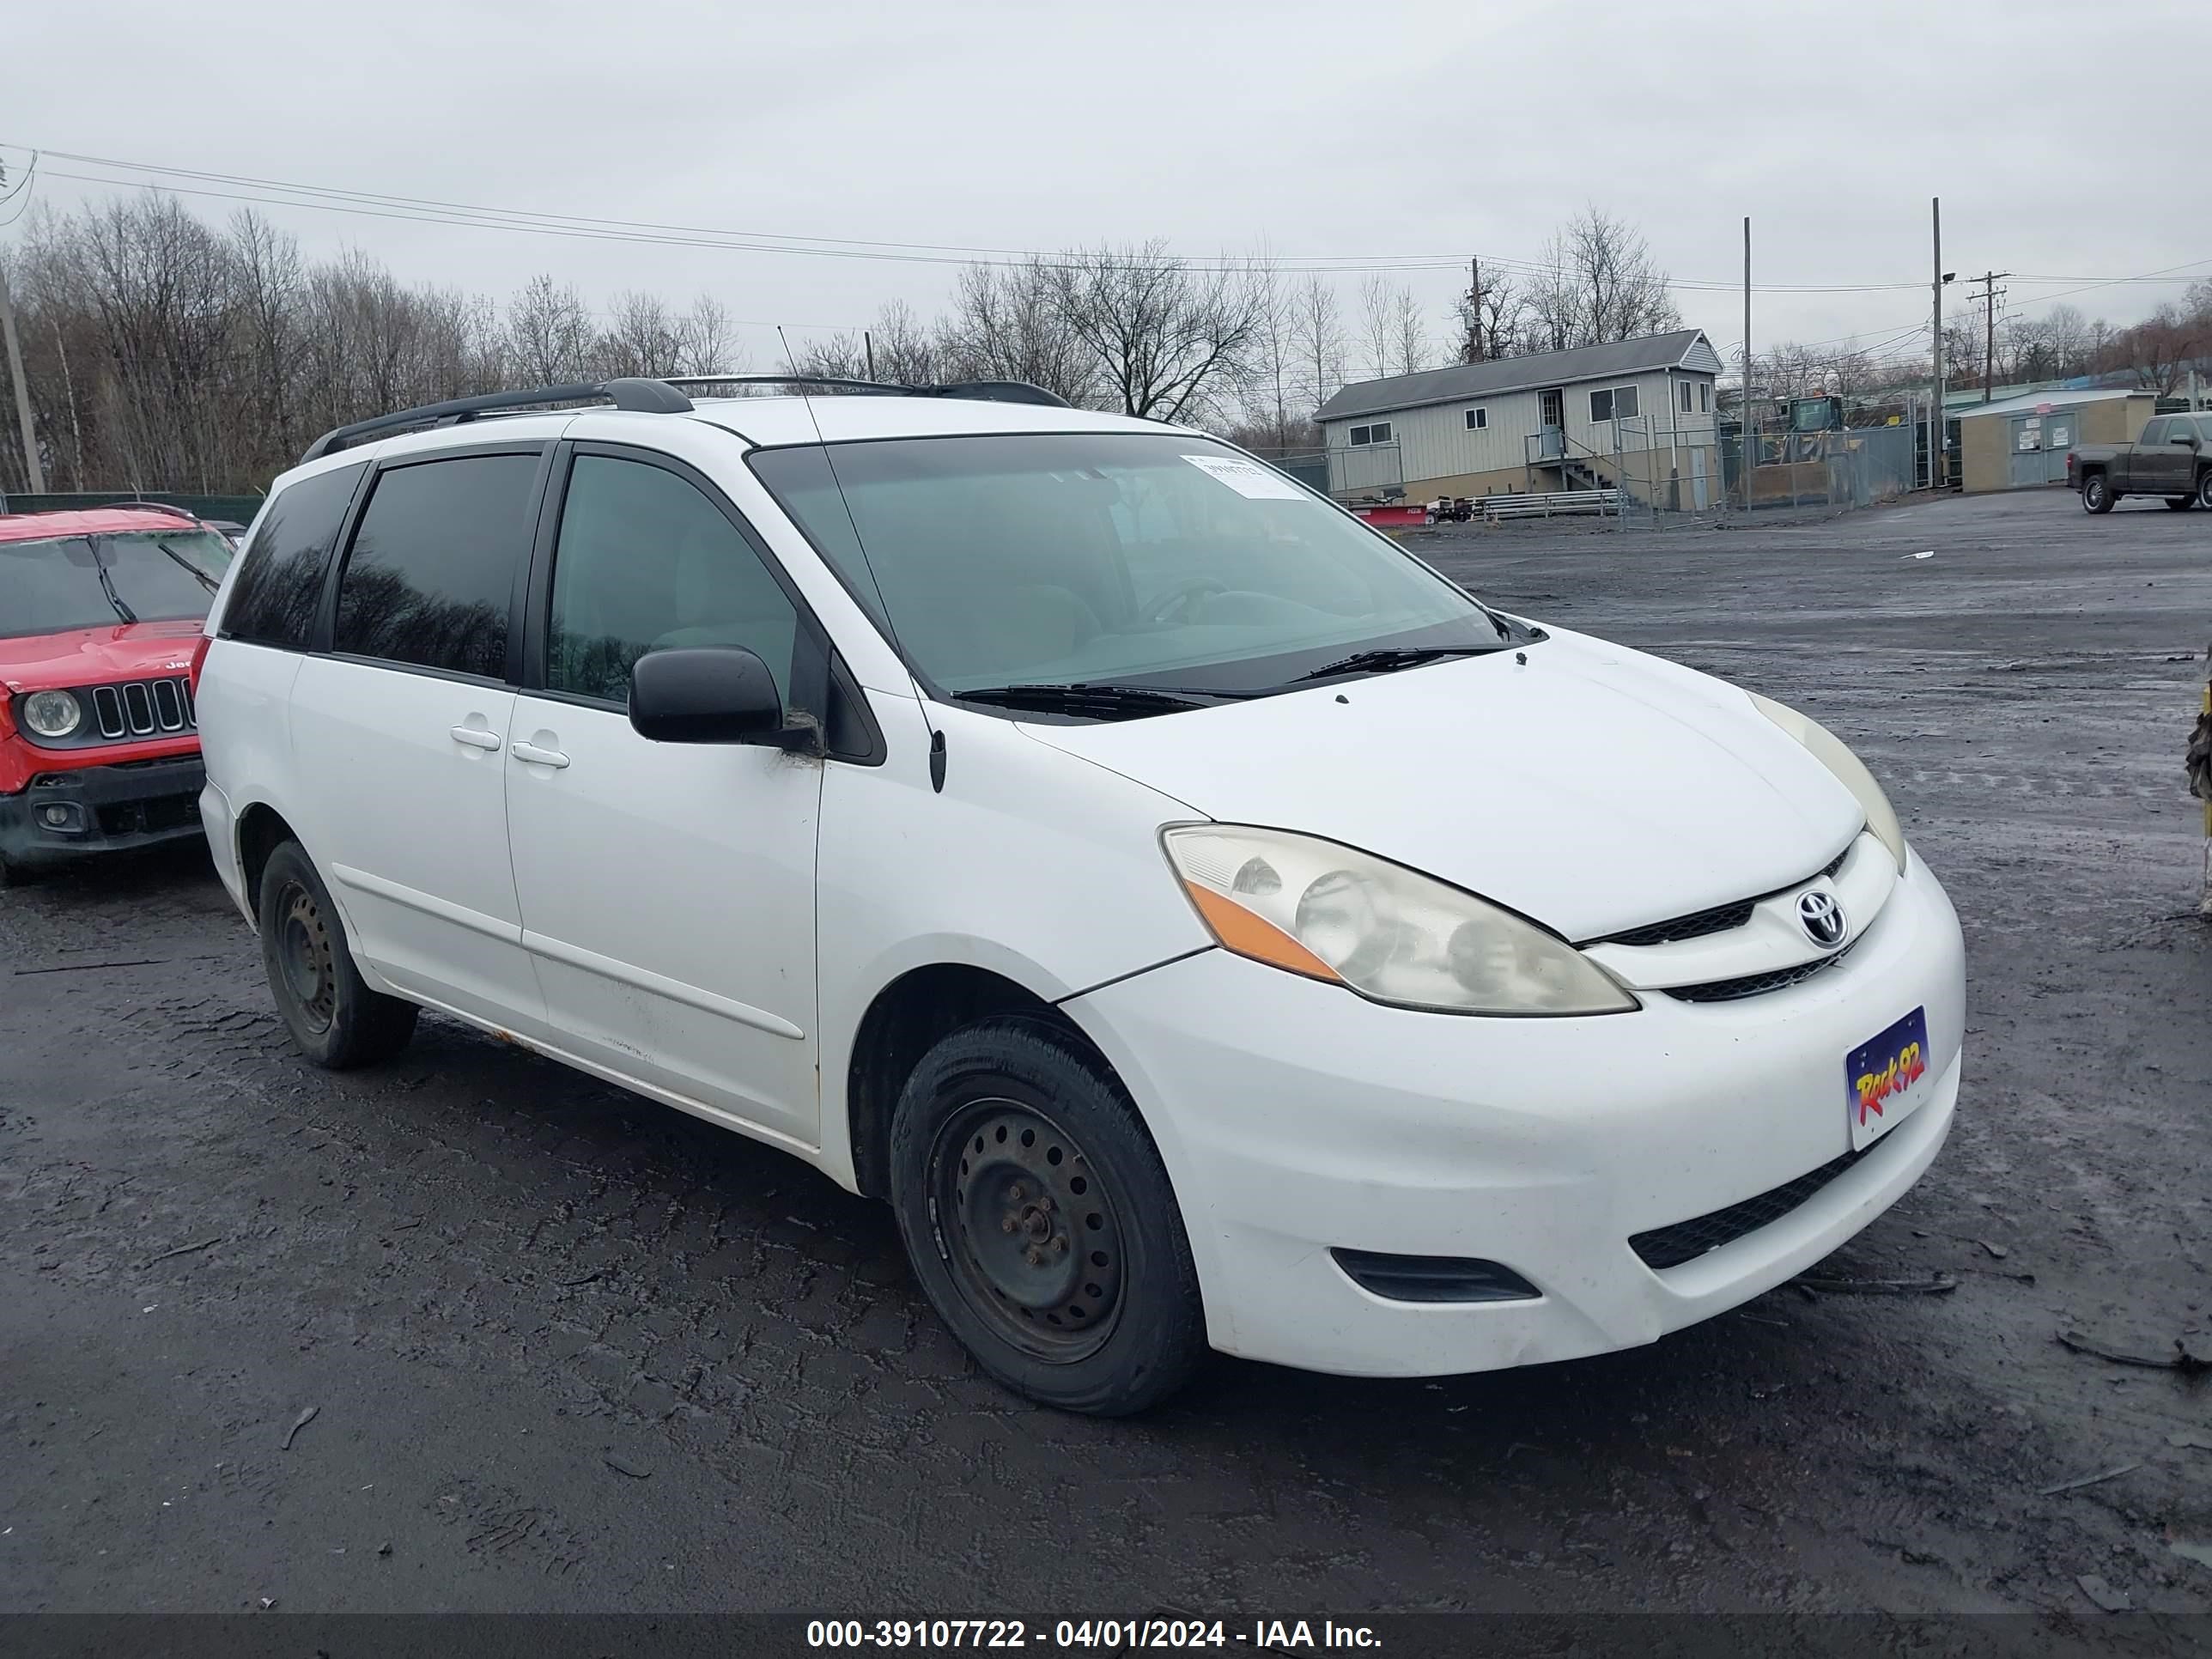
[2069,412,2212,513]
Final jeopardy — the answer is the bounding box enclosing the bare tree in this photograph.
[1246,258,1298,440]
[676,294,740,376]
[1521,208,1682,353]
[937,258,1099,406]
[506,274,592,385]
[1358,274,1395,380]
[592,290,686,379]
[1389,287,1431,377]
[1043,243,1263,423]
[866,298,937,385]
[1291,273,1346,414]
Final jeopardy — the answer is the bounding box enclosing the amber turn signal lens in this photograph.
[1182,881,1342,983]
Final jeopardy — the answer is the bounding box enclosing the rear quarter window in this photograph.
[221,463,367,649]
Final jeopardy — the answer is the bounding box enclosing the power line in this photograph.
[9,139,1957,294]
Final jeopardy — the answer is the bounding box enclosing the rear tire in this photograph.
[888,1017,1206,1415]
[257,840,417,1068]
[2082,472,2114,514]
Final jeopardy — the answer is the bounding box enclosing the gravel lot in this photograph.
[3,487,2209,1620]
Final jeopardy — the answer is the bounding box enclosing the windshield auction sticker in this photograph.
[1181,453,1309,501]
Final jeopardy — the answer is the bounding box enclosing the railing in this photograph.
[1480,489,1623,521]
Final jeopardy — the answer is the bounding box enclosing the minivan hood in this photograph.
[0,620,205,691]
[1019,629,1864,942]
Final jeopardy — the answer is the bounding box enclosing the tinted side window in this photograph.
[334,453,539,679]
[2141,419,2170,446]
[222,462,365,649]
[546,454,799,705]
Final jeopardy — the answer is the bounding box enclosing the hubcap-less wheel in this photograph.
[931,1099,1125,1361]
[276,880,336,1032]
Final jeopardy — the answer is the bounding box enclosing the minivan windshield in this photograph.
[749,433,1518,702]
[0,529,235,641]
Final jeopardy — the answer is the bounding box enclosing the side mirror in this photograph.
[2178,434,2201,447]
[629,647,807,748]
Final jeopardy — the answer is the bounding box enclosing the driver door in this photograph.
[504,444,823,1146]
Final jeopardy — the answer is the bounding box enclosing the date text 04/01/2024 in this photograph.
[804,1619,1382,1649]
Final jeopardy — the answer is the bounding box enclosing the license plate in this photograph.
[1845,1006,1931,1151]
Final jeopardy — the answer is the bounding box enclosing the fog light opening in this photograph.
[1330,1249,1540,1304]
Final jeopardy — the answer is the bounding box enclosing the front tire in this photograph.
[2082,473,2114,514]
[257,840,417,1068]
[888,1017,1206,1415]
[2198,470,2212,511]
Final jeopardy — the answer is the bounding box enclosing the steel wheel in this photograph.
[275,878,337,1033]
[929,1097,1125,1363]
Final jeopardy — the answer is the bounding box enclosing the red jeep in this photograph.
[0,503,238,883]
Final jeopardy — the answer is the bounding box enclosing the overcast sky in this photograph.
[6,0,2207,379]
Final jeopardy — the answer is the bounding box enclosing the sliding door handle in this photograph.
[511,740,570,769]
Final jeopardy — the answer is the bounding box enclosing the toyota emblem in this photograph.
[1797,889,1846,947]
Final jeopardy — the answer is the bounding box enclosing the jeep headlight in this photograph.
[1163,824,1637,1016]
[1750,692,1906,872]
[21,690,83,739]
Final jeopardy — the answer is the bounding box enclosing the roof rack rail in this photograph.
[298,377,694,464]
[665,374,1071,409]
[94,501,202,520]
[297,371,1074,466]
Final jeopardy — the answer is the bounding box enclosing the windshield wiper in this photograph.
[88,543,138,624]
[954,683,1221,720]
[154,539,221,593]
[1287,644,1499,685]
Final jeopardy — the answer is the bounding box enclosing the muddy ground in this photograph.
[3,487,2209,1621]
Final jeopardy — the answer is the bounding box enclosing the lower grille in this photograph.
[96,793,203,837]
[1629,1144,1869,1270]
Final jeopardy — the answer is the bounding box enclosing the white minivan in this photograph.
[196,376,1965,1414]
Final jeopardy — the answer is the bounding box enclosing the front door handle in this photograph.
[450,724,502,751]
[511,740,570,769]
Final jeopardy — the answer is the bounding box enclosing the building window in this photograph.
[1464,407,1487,431]
[1591,385,1639,423]
[1680,380,1693,413]
[1349,422,1392,447]
[1698,380,1711,412]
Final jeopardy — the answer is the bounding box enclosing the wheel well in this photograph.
[235,803,300,917]
[846,964,1090,1200]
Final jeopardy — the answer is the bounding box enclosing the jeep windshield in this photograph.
[0,529,235,640]
[748,432,1522,706]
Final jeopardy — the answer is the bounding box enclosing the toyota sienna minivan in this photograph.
[196,376,1965,1414]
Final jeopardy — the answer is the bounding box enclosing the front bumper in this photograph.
[1066,848,1966,1377]
[0,756,210,866]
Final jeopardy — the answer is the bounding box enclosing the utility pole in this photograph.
[1930,199,1942,491]
[1968,269,2011,402]
[1464,256,1484,362]
[0,262,44,496]
[1741,216,1753,508]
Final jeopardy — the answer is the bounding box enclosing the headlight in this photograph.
[1749,692,1905,872]
[1162,824,1637,1016]
[21,690,82,739]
